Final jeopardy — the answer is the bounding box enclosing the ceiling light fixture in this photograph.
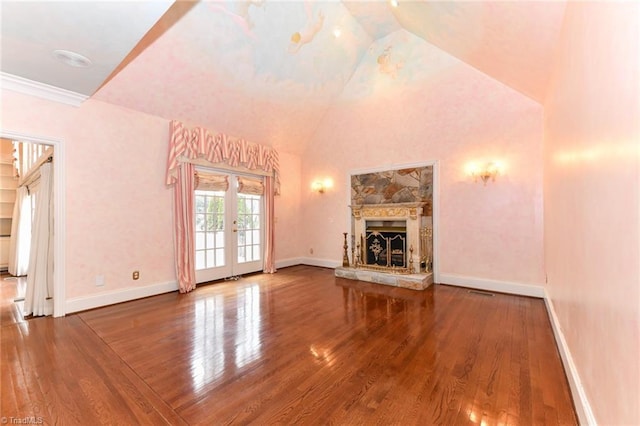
[52,49,92,68]
[390,0,399,8]
[333,27,342,38]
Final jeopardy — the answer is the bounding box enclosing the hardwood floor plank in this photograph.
[2,266,577,424]
[1,315,186,424]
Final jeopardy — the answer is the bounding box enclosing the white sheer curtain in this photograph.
[23,162,54,317]
[8,186,31,276]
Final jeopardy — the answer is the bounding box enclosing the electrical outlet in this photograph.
[95,275,105,287]
[132,271,140,280]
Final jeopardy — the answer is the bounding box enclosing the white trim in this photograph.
[66,281,179,314]
[431,161,440,283]
[275,257,304,269]
[346,160,440,283]
[1,72,88,107]
[2,130,66,318]
[544,290,596,426]
[349,160,438,176]
[299,257,341,269]
[439,273,545,298]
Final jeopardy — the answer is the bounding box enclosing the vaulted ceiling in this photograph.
[1,1,566,154]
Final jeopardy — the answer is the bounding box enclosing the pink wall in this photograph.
[273,151,302,263]
[1,90,302,301]
[2,90,174,299]
[543,2,640,424]
[302,41,545,286]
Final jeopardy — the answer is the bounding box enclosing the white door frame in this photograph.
[232,189,265,276]
[346,160,440,283]
[2,130,66,317]
[194,170,265,283]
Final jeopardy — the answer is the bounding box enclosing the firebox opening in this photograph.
[365,220,407,268]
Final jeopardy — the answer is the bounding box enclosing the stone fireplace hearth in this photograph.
[335,267,432,290]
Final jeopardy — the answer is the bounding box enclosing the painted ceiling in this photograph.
[1,1,567,154]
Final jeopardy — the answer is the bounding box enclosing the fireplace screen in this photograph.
[365,226,407,268]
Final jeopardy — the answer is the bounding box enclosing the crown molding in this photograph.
[1,72,88,107]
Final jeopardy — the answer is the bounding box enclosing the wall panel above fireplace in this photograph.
[351,166,433,215]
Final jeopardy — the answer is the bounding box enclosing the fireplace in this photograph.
[336,166,434,290]
[335,202,433,290]
[349,202,430,274]
[365,221,407,267]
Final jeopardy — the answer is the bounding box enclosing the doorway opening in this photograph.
[1,131,65,318]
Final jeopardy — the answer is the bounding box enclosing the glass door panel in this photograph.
[234,193,263,275]
[195,189,231,282]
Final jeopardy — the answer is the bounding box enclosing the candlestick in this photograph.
[342,232,350,267]
[409,245,414,273]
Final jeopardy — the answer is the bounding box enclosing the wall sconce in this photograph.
[466,161,502,185]
[312,178,333,194]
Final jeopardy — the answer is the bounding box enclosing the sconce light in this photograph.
[466,161,502,185]
[312,178,333,194]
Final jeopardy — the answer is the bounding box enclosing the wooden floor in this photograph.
[1,266,577,425]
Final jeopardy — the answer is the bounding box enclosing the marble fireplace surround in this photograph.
[335,202,433,290]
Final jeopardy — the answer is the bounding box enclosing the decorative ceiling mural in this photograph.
[340,29,462,100]
[1,1,568,154]
[99,1,372,105]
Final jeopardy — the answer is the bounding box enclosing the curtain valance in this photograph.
[166,120,280,194]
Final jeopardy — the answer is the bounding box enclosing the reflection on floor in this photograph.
[0,266,578,424]
[1,273,27,324]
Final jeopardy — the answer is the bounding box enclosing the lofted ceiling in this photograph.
[0,1,566,154]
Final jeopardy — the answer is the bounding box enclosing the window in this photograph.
[195,190,226,270]
[237,193,262,263]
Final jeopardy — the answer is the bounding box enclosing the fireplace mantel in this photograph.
[351,202,429,271]
[350,202,429,221]
[341,202,433,290]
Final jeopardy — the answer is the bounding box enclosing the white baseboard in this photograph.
[65,280,179,314]
[275,257,304,269]
[62,266,593,425]
[544,291,596,426]
[439,273,545,298]
[299,257,341,269]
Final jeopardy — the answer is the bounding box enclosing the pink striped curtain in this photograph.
[166,120,280,193]
[173,162,196,293]
[166,120,280,289]
[263,176,276,274]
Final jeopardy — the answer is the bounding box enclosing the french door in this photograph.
[194,171,264,283]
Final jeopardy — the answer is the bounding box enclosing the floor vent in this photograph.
[468,290,495,297]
